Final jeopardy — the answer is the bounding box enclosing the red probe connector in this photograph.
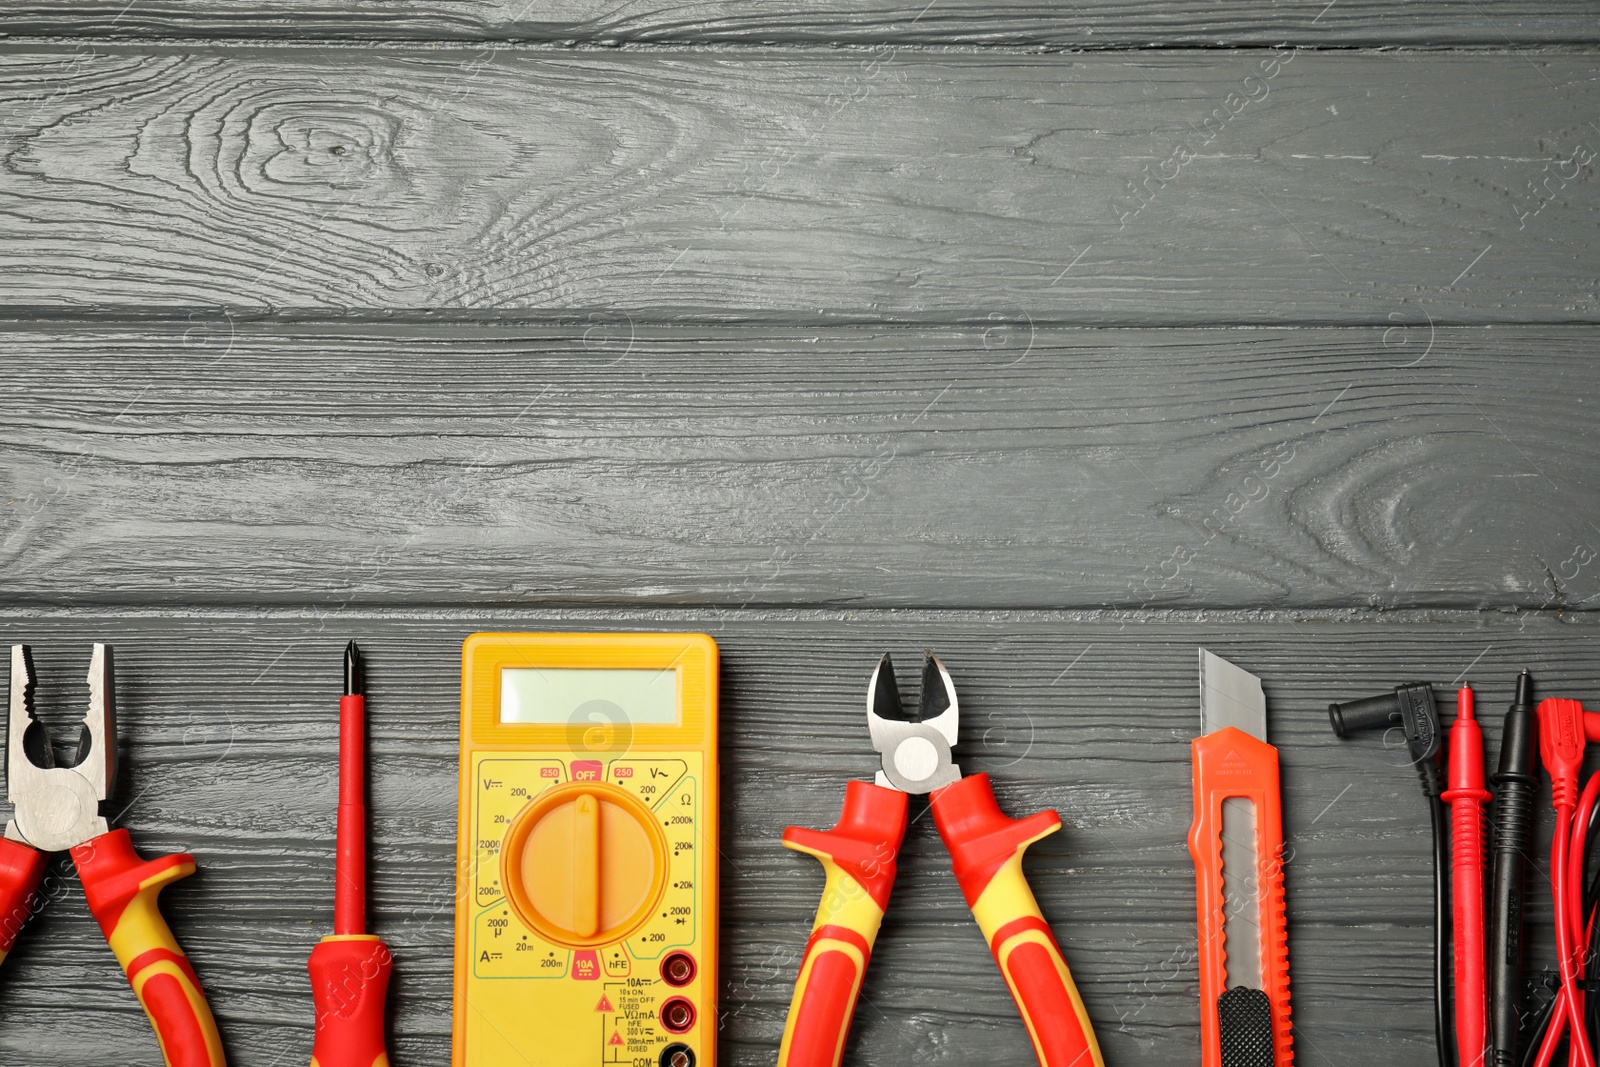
[1539,697,1588,810]
[1443,686,1490,1067]
[1535,697,1600,1067]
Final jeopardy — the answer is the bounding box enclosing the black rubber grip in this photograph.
[1488,674,1537,1067]
[1219,986,1275,1067]
[1487,779,1533,1067]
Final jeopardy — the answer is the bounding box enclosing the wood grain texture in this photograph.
[2,0,1596,46]
[2,46,1598,324]
[0,609,1583,1066]
[3,322,1598,612]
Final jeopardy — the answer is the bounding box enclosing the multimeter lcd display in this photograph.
[499,667,681,725]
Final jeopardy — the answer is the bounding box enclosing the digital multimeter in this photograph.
[453,632,719,1067]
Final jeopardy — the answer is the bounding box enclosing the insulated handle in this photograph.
[1444,690,1490,1067]
[1188,728,1293,1067]
[0,836,47,963]
[776,780,909,1067]
[72,829,227,1067]
[1488,713,1537,1067]
[309,935,392,1067]
[931,773,1104,1067]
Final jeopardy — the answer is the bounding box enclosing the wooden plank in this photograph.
[1,46,1597,324]
[1,0,1595,46]
[3,322,1599,611]
[0,609,1581,1065]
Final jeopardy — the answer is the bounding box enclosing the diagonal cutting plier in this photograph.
[775,652,1104,1067]
[0,644,226,1067]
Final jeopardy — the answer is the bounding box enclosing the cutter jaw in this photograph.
[866,652,962,795]
[4,644,115,853]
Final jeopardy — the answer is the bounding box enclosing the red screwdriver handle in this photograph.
[72,829,226,1067]
[776,780,908,1067]
[309,935,393,1067]
[0,837,48,963]
[1188,727,1293,1067]
[930,774,1104,1067]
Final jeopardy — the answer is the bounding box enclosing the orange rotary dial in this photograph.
[500,781,668,948]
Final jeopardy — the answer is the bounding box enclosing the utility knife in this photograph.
[1188,649,1293,1067]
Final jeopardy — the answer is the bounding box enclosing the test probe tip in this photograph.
[1514,669,1534,709]
[344,640,363,696]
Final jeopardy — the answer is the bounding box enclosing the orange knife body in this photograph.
[1187,726,1293,1067]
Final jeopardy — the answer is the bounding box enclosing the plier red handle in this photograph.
[2,644,226,1067]
[776,653,1104,1067]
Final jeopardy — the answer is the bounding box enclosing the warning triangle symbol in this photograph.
[609,1032,625,1046]
[594,994,615,1013]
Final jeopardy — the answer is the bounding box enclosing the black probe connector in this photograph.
[1489,670,1537,1067]
[1329,683,1445,795]
[1329,682,1452,1067]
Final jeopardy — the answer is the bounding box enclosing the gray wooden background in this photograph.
[1,2,1597,1064]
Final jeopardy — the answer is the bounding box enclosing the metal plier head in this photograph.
[5,644,116,853]
[866,651,962,794]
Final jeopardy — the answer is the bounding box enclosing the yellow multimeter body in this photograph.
[453,632,719,1067]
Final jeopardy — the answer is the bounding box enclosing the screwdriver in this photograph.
[308,641,393,1067]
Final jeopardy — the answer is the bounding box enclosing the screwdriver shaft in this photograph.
[336,640,367,937]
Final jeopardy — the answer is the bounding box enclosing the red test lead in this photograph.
[1535,697,1600,1067]
[1444,685,1490,1067]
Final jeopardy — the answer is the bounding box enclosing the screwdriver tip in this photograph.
[344,640,363,697]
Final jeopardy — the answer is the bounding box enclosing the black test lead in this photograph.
[1489,670,1536,1067]
[1329,683,1451,1067]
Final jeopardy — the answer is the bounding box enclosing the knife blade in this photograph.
[1201,648,1267,740]
[1188,649,1293,1067]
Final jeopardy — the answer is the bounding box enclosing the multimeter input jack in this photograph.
[659,1043,695,1067]
[661,997,696,1034]
[661,951,697,987]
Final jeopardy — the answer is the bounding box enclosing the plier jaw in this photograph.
[5,643,115,853]
[866,652,962,794]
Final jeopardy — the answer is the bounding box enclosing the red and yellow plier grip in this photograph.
[777,781,905,1067]
[938,775,1102,1067]
[0,830,226,1067]
[778,776,1102,1067]
[76,831,228,1067]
